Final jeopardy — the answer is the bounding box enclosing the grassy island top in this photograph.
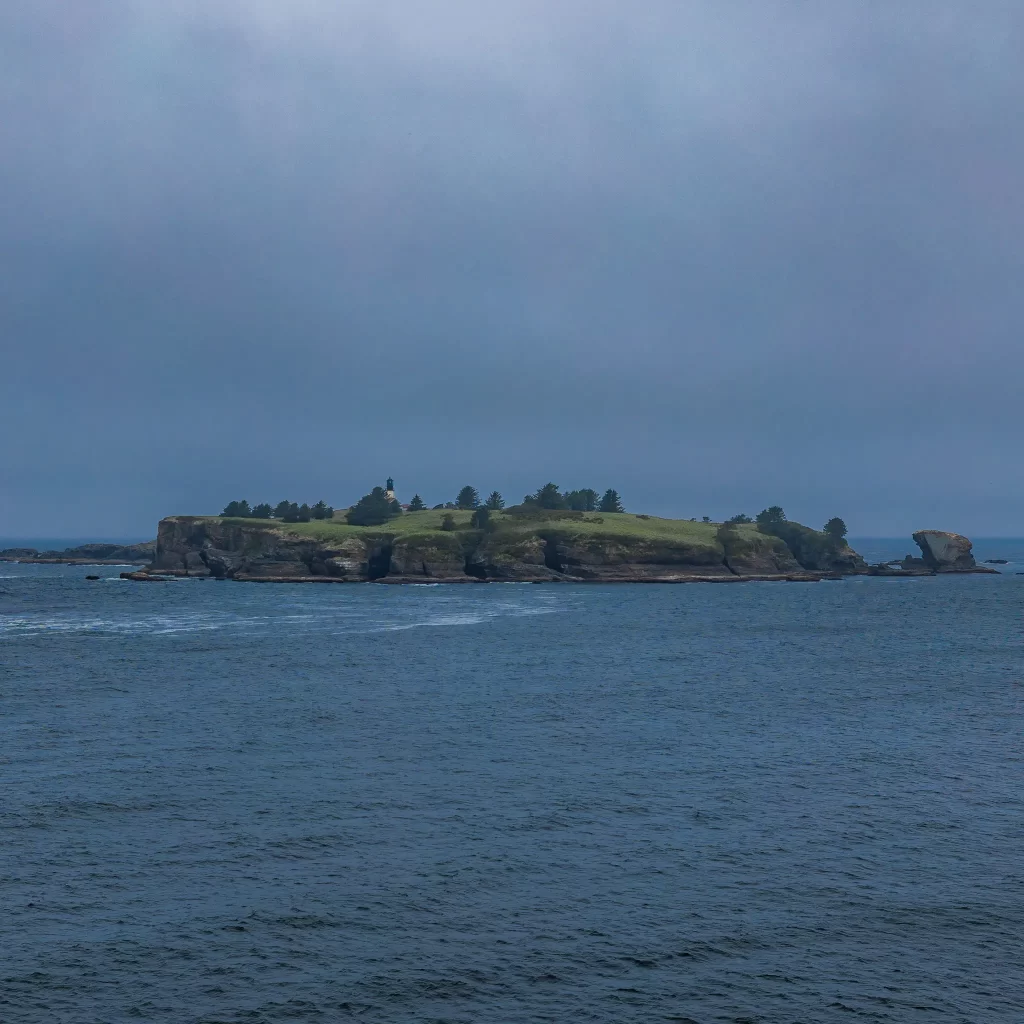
[208,508,722,543]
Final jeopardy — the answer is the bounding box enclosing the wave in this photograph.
[0,595,563,639]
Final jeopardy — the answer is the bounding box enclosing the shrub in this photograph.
[440,513,456,532]
[728,513,753,524]
[471,507,491,530]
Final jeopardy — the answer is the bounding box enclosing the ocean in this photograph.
[1,556,1022,1022]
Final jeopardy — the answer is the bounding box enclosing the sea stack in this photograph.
[911,530,982,572]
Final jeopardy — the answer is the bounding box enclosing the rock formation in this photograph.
[910,530,988,573]
[0,541,155,564]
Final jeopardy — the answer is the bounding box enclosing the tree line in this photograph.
[221,499,334,522]
[344,482,626,527]
[721,506,848,540]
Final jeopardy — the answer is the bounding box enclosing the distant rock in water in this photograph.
[0,541,155,564]
[909,530,995,573]
[984,559,1008,564]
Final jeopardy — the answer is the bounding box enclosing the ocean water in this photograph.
[1,563,1023,1023]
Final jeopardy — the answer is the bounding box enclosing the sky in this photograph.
[2,1,1023,538]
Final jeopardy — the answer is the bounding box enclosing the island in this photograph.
[117,496,994,585]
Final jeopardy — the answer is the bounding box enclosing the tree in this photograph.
[297,503,312,522]
[566,488,599,511]
[471,506,491,529]
[702,516,711,522]
[273,500,292,519]
[222,500,245,517]
[484,490,505,510]
[727,513,753,524]
[390,498,402,516]
[346,487,396,526]
[756,506,787,526]
[599,489,624,513]
[281,502,301,522]
[440,513,456,531]
[824,517,848,541]
[408,494,426,511]
[533,482,565,509]
[456,485,480,510]
[311,500,331,520]
[252,503,273,519]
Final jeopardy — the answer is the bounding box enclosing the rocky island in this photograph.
[117,503,994,585]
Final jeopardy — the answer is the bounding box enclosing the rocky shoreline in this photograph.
[0,542,155,565]
[108,517,997,585]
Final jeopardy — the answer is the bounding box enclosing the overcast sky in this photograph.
[2,1,1022,538]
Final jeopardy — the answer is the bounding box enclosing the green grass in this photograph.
[200,509,736,547]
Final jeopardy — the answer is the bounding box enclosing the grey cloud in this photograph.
[2,1,1023,536]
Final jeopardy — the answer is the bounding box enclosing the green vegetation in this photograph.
[441,513,456,531]
[456,485,480,510]
[346,487,399,527]
[223,498,332,522]
[484,491,505,510]
[408,494,426,511]
[599,489,624,513]
[756,506,786,526]
[824,517,848,540]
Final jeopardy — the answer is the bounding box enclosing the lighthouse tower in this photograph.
[384,477,396,502]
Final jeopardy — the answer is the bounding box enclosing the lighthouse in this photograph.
[384,477,396,502]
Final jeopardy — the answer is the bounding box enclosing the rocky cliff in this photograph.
[141,514,866,584]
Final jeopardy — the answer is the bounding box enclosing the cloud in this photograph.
[2,1,1023,536]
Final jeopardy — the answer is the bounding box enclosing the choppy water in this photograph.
[2,560,1023,1023]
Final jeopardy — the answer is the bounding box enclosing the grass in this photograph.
[201,509,740,548]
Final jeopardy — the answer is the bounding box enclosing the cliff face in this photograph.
[147,516,863,583]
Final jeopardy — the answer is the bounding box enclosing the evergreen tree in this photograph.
[599,488,624,513]
[756,506,787,526]
[533,482,565,509]
[441,513,456,531]
[252,503,273,519]
[727,513,753,524]
[221,500,242,517]
[390,498,402,515]
[298,503,312,522]
[346,487,396,526]
[281,502,301,522]
[471,507,491,529]
[408,494,426,511]
[566,488,599,512]
[824,517,848,541]
[273,500,292,519]
[456,485,480,510]
[484,490,505,510]
[311,500,331,520]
